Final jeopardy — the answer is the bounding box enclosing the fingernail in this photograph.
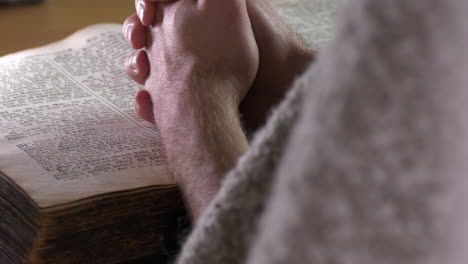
[137,0,146,22]
[130,54,138,71]
[125,23,134,42]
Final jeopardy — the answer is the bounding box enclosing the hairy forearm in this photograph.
[154,78,248,220]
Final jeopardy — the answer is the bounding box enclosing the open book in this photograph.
[0,24,182,264]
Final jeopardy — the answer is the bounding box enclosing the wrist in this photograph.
[155,64,247,108]
[153,77,248,179]
[154,78,248,219]
[155,77,241,128]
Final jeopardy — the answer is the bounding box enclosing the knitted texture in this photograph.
[247,0,468,263]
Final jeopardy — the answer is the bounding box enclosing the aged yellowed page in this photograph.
[0,24,174,208]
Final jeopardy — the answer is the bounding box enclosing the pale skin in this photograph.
[123,0,315,220]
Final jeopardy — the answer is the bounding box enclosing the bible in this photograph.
[0,24,183,264]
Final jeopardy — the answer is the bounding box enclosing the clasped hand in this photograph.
[122,0,314,218]
[125,0,258,126]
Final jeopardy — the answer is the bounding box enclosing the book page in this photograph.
[0,24,174,208]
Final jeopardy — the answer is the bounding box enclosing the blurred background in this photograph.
[0,0,133,56]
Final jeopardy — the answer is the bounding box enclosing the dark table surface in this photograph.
[0,0,133,57]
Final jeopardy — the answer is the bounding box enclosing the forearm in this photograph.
[154,78,248,220]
